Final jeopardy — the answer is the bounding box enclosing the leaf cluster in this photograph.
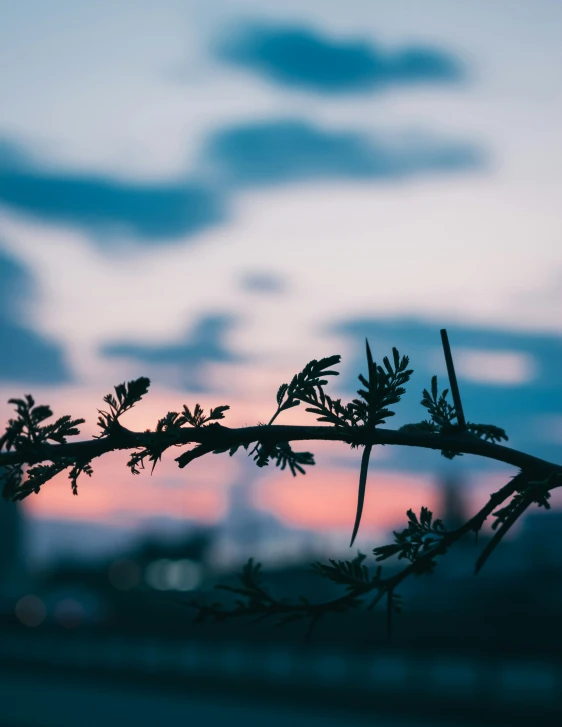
[274,345,413,440]
[244,355,344,470]
[373,507,447,575]
[1,395,84,452]
[487,470,553,540]
[347,343,413,546]
[400,376,508,459]
[189,559,278,624]
[311,551,379,593]
[215,558,269,603]
[465,422,509,444]
[253,441,315,475]
[351,342,413,429]
[187,551,399,636]
[97,377,150,435]
[178,403,230,428]
[273,355,360,437]
[0,395,86,500]
[472,469,557,574]
[274,355,341,418]
[297,386,361,434]
[7,457,95,501]
[127,403,230,475]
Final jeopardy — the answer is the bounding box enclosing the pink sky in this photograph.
[4,362,560,543]
[1,2,562,560]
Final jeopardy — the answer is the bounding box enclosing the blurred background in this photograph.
[1,1,561,724]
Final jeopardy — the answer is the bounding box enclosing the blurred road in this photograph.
[0,667,470,727]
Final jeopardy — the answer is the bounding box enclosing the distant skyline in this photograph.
[1,1,561,556]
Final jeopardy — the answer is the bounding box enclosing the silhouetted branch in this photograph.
[2,329,561,639]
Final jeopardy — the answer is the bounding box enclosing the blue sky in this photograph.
[1,1,562,558]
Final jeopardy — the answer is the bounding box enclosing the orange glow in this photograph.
[22,449,228,526]
[8,383,552,538]
[256,467,437,531]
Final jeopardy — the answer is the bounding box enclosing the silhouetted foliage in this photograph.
[1,329,561,638]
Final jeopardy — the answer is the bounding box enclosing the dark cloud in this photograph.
[0,139,29,170]
[101,313,242,392]
[327,316,562,472]
[0,140,225,244]
[0,120,483,250]
[217,22,463,94]
[206,120,482,188]
[0,248,72,384]
[239,271,287,294]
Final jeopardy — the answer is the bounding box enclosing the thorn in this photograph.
[440,329,466,430]
[350,444,372,547]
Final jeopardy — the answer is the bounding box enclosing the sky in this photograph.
[1,0,562,564]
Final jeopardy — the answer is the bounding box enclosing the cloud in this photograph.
[0,139,225,244]
[205,120,481,188]
[0,120,482,250]
[0,247,72,384]
[239,271,287,294]
[101,313,242,392]
[216,22,463,94]
[327,315,562,470]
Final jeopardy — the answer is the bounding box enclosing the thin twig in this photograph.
[474,493,534,574]
[440,329,466,430]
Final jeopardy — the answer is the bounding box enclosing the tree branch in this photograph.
[2,330,561,639]
[0,423,557,475]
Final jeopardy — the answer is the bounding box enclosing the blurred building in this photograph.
[208,457,321,569]
[439,470,470,532]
